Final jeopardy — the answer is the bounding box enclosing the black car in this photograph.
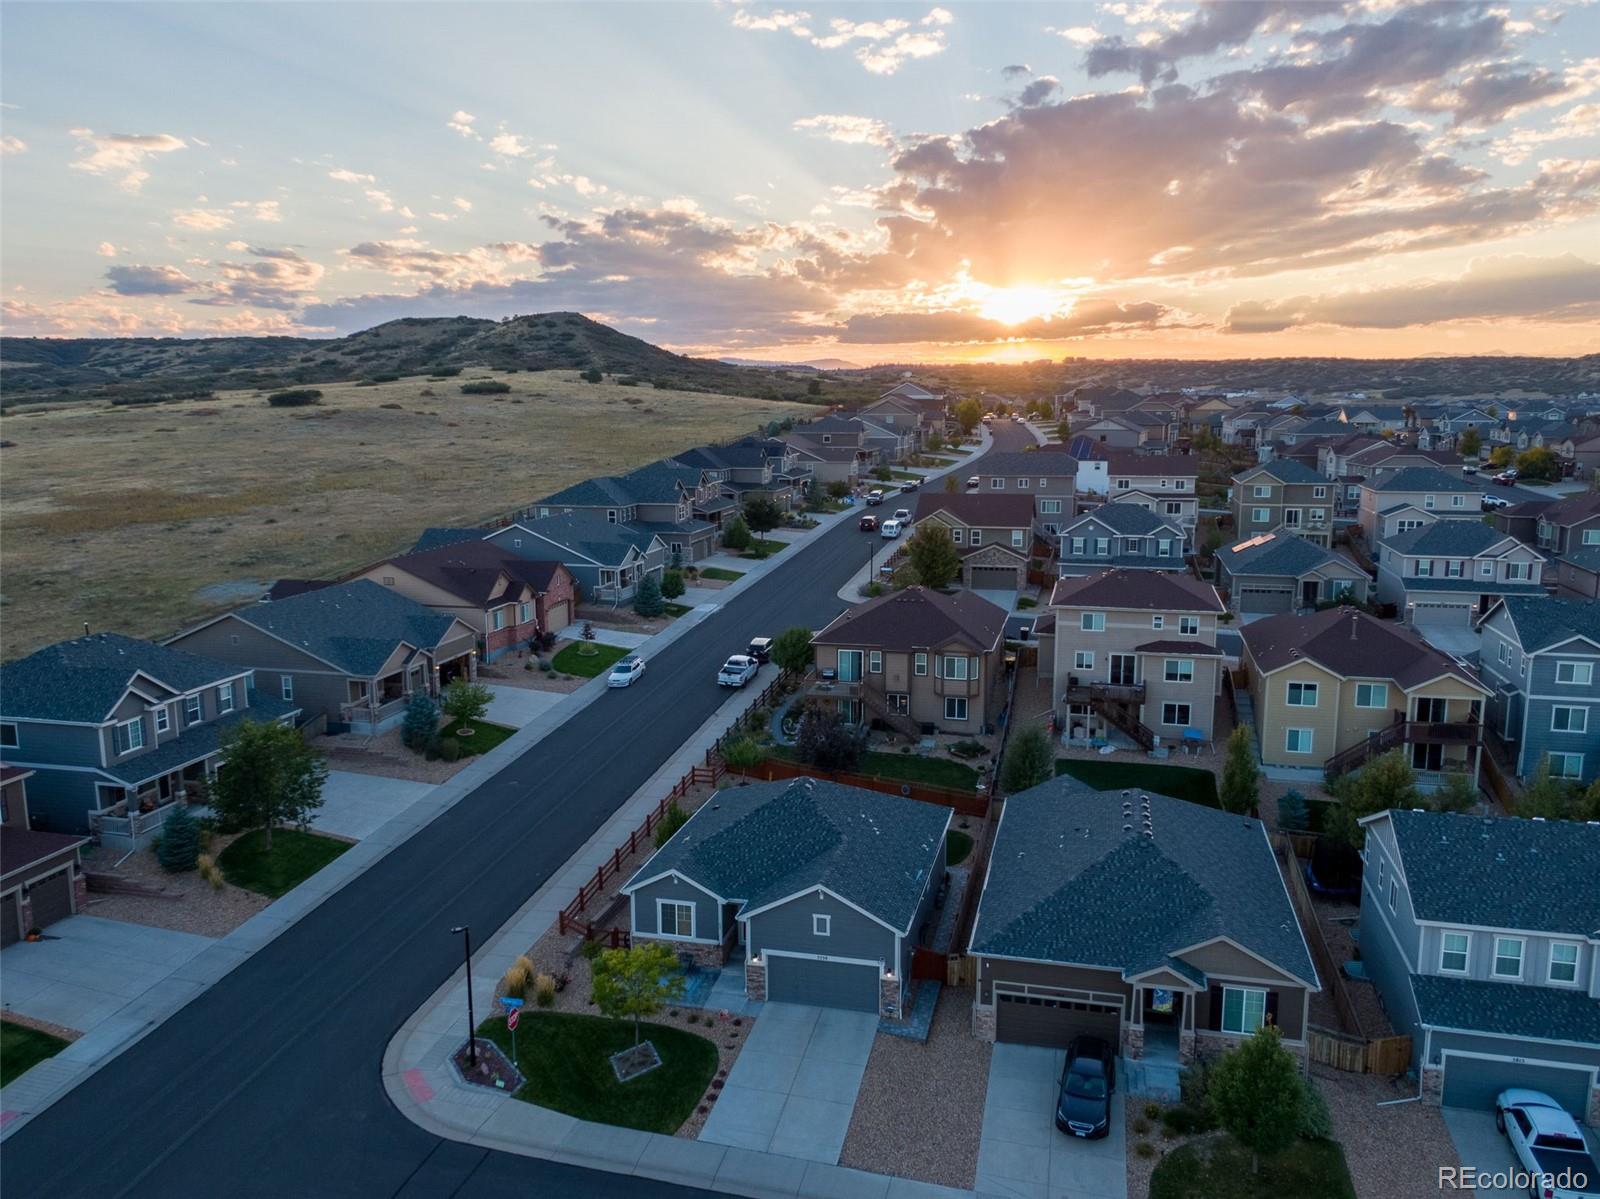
[746,637,773,664]
[1056,1035,1116,1138]
[899,479,919,492]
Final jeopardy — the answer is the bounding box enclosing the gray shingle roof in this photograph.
[971,781,1316,986]
[1050,568,1223,613]
[1,633,244,724]
[1410,973,1600,1044]
[1241,607,1485,690]
[411,527,483,553]
[1221,532,1348,578]
[1239,459,1326,485]
[104,694,299,784]
[1368,466,1478,494]
[813,586,1007,654]
[973,451,1078,476]
[1384,522,1522,557]
[495,512,660,565]
[1556,547,1600,577]
[623,777,948,932]
[537,476,635,507]
[230,580,458,676]
[1067,503,1175,536]
[1497,596,1600,653]
[1385,809,1600,936]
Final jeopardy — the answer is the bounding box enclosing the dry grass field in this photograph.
[0,370,808,660]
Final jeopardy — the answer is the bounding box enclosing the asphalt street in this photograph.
[0,423,1031,1199]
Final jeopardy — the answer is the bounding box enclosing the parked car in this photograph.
[746,637,773,664]
[858,514,879,532]
[966,476,980,488]
[880,518,903,539]
[982,414,993,424]
[899,479,919,492]
[1055,1035,1116,1138]
[1495,1090,1599,1199]
[865,489,885,506]
[892,508,912,524]
[717,655,760,688]
[1493,470,1518,485]
[607,654,646,688]
[1482,494,1511,510]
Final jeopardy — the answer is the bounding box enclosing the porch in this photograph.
[88,798,183,852]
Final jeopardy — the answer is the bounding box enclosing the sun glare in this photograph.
[975,285,1064,326]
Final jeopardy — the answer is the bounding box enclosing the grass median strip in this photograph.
[217,827,352,898]
[1,1022,69,1087]
[551,642,630,677]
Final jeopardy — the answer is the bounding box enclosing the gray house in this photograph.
[1358,809,1600,1123]
[621,777,949,1019]
[0,632,298,839]
[1056,503,1189,577]
[969,780,1319,1062]
[1216,531,1371,614]
[1376,521,1548,632]
[525,459,726,562]
[1477,597,1600,784]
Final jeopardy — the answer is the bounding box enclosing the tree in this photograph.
[1210,1024,1305,1173]
[742,497,784,553]
[906,524,963,589]
[581,367,603,383]
[1457,427,1482,459]
[1516,446,1561,482]
[660,568,685,600]
[653,801,690,847]
[211,719,328,850]
[440,678,492,736]
[1488,444,1514,469]
[769,626,815,674]
[806,378,821,396]
[157,803,201,872]
[825,479,851,499]
[871,464,893,482]
[953,397,982,435]
[943,474,959,493]
[925,431,946,452]
[721,515,751,552]
[1219,725,1259,815]
[1001,725,1055,794]
[1326,749,1419,845]
[401,692,440,750]
[794,706,866,771]
[590,943,686,1046]
[1432,772,1479,813]
[1056,418,1071,443]
[1276,790,1309,832]
[633,572,665,617]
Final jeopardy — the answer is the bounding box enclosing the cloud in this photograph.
[730,5,950,74]
[1049,26,1102,47]
[362,188,414,218]
[1087,1,1347,84]
[105,264,200,296]
[1410,62,1576,128]
[447,110,479,139]
[490,131,535,157]
[730,6,813,36]
[0,135,25,155]
[97,241,118,257]
[69,128,186,192]
[202,245,326,309]
[793,114,895,147]
[453,196,472,211]
[1000,64,1032,79]
[1016,77,1061,107]
[1492,100,1600,165]
[328,167,376,184]
[833,299,1174,344]
[173,207,235,231]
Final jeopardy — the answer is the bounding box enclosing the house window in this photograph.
[1310,508,1325,523]
[1285,728,1314,754]
[1505,561,1528,580]
[1151,615,1164,630]
[1549,942,1579,985]
[1161,702,1191,726]
[1081,612,1105,632]
[278,675,294,703]
[1549,752,1584,780]
[658,900,695,939]
[944,696,969,721]
[1071,653,1095,674]
[1444,560,1463,578]
[1251,507,1270,524]
[1354,683,1387,709]
[1165,502,1182,516]
[1585,529,1600,546]
[1423,494,1437,510]
[951,528,965,545]
[1041,500,1063,515]
[0,723,17,749]
[1439,932,1469,974]
[1011,530,1025,548]
[1415,560,1433,578]
[1164,659,1194,684]
[1551,705,1588,734]
[1286,681,1318,707]
[1313,486,1327,499]
[914,653,928,676]
[1179,616,1199,636]
[1451,495,1465,508]
[1038,478,1048,489]
[1094,538,1110,555]
[990,478,1004,489]
[1122,538,1142,555]
[1492,936,1523,979]
[813,914,832,937]
[941,655,969,680]
[1220,986,1267,1035]
[1070,537,1085,555]
[492,608,506,631]
[1117,478,1130,490]
[519,602,532,624]
[217,683,234,714]
[868,651,883,674]
[1018,478,1030,489]
[1555,661,1593,685]
[971,531,983,546]
[1252,485,1271,499]
[1480,562,1494,578]
[888,692,909,715]
[114,718,146,756]
[184,694,203,724]
[154,706,171,735]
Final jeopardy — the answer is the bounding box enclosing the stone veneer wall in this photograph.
[879,974,902,1020]
[1194,1031,1308,1067]
[634,936,727,969]
[972,1003,996,1042]
[745,957,767,1002]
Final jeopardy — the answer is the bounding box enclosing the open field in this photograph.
[0,370,808,660]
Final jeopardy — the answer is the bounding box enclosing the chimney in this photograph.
[1350,615,1360,640]
[83,621,91,636]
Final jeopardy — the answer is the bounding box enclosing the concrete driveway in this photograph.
[973,589,1020,613]
[1442,1108,1522,1198]
[699,1002,878,1164]
[310,770,438,841]
[483,684,568,729]
[977,1043,1127,1199]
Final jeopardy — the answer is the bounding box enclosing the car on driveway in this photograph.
[1482,493,1511,510]
[880,518,903,539]
[1495,1089,1599,1198]
[865,489,885,506]
[1055,1035,1116,1139]
[717,655,760,688]
[746,636,772,663]
[607,654,646,688]
[858,513,879,532]
[967,476,980,488]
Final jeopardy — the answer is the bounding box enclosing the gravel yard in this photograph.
[1315,1066,1460,1199]
[838,986,991,1190]
[313,726,475,783]
[1310,894,1394,1037]
[477,658,589,694]
[78,834,270,938]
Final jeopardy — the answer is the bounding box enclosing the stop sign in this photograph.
[507,1008,520,1031]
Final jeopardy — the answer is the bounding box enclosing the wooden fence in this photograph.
[1308,1026,1412,1076]
[1481,748,1518,814]
[1272,834,1364,1039]
[731,756,990,818]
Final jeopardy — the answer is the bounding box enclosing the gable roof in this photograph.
[1367,466,1478,494]
[1383,521,1528,558]
[624,777,948,932]
[411,526,484,554]
[1237,459,1326,485]
[973,451,1078,477]
[1066,503,1180,536]
[812,586,1007,653]
[914,492,1035,527]
[1538,490,1600,527]
[1221,532,1356,579]
[384,540,567,607]
[1493,596,1600,654]
[225,579,460,676]
[971,782,1316,987]
[495,512,660,564]
[1239,607,1486,691]
[1050,568,1223,613]
[0,633,244,724]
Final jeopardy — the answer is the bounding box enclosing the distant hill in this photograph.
[720,355,864,371]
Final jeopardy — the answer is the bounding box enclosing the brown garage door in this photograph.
[544,600,572,634]
[1,892,18,948]
[28,869,74,931]
[995,992,1121,1049]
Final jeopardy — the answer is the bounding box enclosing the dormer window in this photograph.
[154,706,171,735]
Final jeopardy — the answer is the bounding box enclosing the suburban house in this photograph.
[1573,435,1600,475]
[674,438,806,510]
[786,440,872,486]
[1341,443,1464,484]
[1239,608,1490,780]
[353,541,576,660]
[871,380,949,438]
[912,492,1035,595]
[167,580,476,736]
[1370,501,1441,542]
[1040,570,1226,747]
[1375,522,1548,632]
[1317,433,1384,480]
[1096,450,1199,535]
[526,458,729,561]
[0,632,299,837]
[480,512,667,603]
[622,776,949,1018]
[1533,492,1600,557]
[1357,809,1600,1122]
[1216,531,1371,614]
[1478,597,1600,784]
[1,765,90,945]
[1337,403,1409,434]
[1230,460,1336,548]
[968,451,1078,534]
[860,392,940,448]
[968,778,1319,1062]
[807,586,1008,736]
[1553,547,1600,600]
[1357,467,1481,541]
[1075,414,1145,448]
[1056,503,1189,577]
[854,413,917,463]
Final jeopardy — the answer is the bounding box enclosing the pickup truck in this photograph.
[1496,1089,1600,1199]
[717,655,760,688]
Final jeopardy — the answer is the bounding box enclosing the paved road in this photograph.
[1,424,1030,1199]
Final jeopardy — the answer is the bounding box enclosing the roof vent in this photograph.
[1122,823,1133,834]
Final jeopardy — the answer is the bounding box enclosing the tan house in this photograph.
[913,492,1035,594]
[1239,607,1490,781]
[808,587,1008,737]
[1357,467,1480,540]
[1231,460,1335,547]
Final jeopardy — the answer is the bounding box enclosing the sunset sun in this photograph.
[974,285,1064,326]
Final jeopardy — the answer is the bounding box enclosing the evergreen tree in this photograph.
[401,692,440,750]
[157,803,201,873]
[1000,725,1055,794]
[633,572,665,616]
[660,568,685,599]
[1219,724,1260,815]
[906,524,963,589]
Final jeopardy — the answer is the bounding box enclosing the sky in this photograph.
[2,1,1600,363]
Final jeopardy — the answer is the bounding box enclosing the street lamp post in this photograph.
[450,924,476,1069]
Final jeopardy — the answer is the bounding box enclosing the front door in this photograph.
[1301,581,1319,607]
[1109,654,1137,686]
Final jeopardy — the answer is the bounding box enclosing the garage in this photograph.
[969,566,1022,593]
[766,955,880,1013]
[1409,600,1473,629]
[543,599,572,635]
[995,992,1121,1049]
[1236,584,1294,614]
[1,892,18,948]
[1441,1053,1595,1119]
[27,868,75,930]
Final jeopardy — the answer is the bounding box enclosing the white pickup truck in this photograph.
[717,655,760,688]
[1496,1090,1600,1199]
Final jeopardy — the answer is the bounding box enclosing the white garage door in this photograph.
[1410,601,1473,629]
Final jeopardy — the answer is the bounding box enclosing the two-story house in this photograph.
[912,493,1035,595]
[674,438,806,510]
[1357,467,1481,541]
[415,512,669,604]
[1040,570,1225,747]
[1239,608,1489,781]
[1216,531,1371,614]
[1098,450,1199,536]
[1375,522,1547,633]
[527,459,727,561]
[1477,597,1600,784]
[1534,492,1600,559]
[968,451,1078,535]
[1,766,90,944]
[1056,503,1189,577]
[0,632,299,839]
[1230,460,1335,548]
[1357,810,1600,1122]
[807,587,1008,736]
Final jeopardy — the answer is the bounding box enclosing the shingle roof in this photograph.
[915,492,1035,527]
[1496,596,1600,653]
[228,580,459,676]
[1135,640,1225,656]
[1101,450,1199,477]
[1539,491,1600,526]
[1050,568,1223,613]
[973,451,1078,476]
[1,633,244,724]
[1368,466,1478,494]
[496,512,659,565]
[411,526,484,554]
[386,541,567,607]
[1383,521,1524,557]
[1557,547,1600,577]
[1410,974,1600,1044]
[1239,607,1486,690]
[1221,532,1351,579]
[624,777,948,932]
[536,476,635,508]
[103,694,299,784]
[970,782,1316,986]
[1238,459,1325,485]
[1067,503,1177,536]
[1,828,88,881]
[812,586,1007,653]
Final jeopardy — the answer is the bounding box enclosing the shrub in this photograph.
[157,804,202,872]
[197,853,224,890]
[1134,1141,1156,1159]
[661,569,686,600]
[266,388,323,407]
[1144,1102,1162,1121]
[721,516,752,552]
[534,973,557,1008]
[1299,1076,1333,1140]
[949,739,987,759]
[581,367,603,383]
[1160,1104,1217,1136]
[401,692,440,750]
[722,737,764,772]
[654,802,690,847]
[795,707,866,772]
[578,937,605,962]
[439,679,492,734]
[503,956,534,1000]
[1133,1116,1153,1136]
[461,380,511,395]
[369,372,400,383]
[1000,725,1055,794]
[429,366,463,377]
[435,736,463,762]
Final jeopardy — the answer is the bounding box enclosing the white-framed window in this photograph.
[1551,705,1588,734]
[492,608,506,631]
[1549,942,1580,985]
[971,530,983,546]
[1123,538,1143,555]
[1310,508,1326,523]
[1451,495,1465,508]
[1251,507,1270,524]
[914,652,928,676]
[1286,681,1318,707]
[114,717,146,756]
[1070,536,1085,555]
[1164,659,1194,684]
[1117,477,1130,490]
[1041,499,1063,515]
[1549,752,1584,780]
[1285,728,1314,754]
[1038,478,1049,489]
[1165,502,1182,517]
[1252,485,1271,499]
[184,694,203,724]
[1354,683,1387,709]
[1018,478,1030,489]
[1151,615,1164,630]
[1415,559,1433,577]
[1074,651,1094,671]
[1161,702,1192,726]
[0,722,17,749]
[813,914,832,937]
[990,477,1004,490]
[1081,612,1105,632]
[944,696,969,721]
[658,900,696,939]
[1313,485,1327,499]
[951,527,965,544]
[1492,936,1524,979]
[1011,530,1025,548]
[1445,560,1463,578]
[1505,561,1528,580]
[1388,880,1397,913]
[1094,537,1110,555]
[1179,616,1199,636]
[217,683,235,714]
[1480,562,1494,578]
[1220,986,1267,1035]
[1424,494,1436,509]
[153,706,171,735]
[281,675,295,702]
[940,655,969,680]
[1556,661,1594,685]
[519,601,532,624]
[1439,931,1470,974]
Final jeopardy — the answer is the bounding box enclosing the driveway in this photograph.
[973,589,1020,613]
[977,1043,1127,1199]
[483,684,568,729]
[563,625,651,650]
[1442,1108,1523,1198]
[699,1002,878,1164]
[309,770,438,841]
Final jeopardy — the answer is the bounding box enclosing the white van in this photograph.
[880,518,902,539]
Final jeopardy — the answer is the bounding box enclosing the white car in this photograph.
[1495,1089,1599,1199]
[1482,493,1511,510]
[966,476,980,488]
[892,507,913,525]
[717,655,759,688]
[880,518,902,538]
[607,654,646,688]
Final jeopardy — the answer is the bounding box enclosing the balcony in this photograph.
[806,675,863,700]
[339,694,411,730]
[1064,680,1146,705]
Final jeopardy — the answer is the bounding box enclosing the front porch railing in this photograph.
[339,694,410,727]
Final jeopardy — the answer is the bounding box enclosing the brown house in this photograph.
[808,587,1009,737]
[914,492,1036,593]
[1,766,90,946]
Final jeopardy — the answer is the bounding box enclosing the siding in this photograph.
[1428,1028,1600,1070]
[629,874,725,944]
[15,769,106,835]
[747,891,895,970]
[978,957,1132,1014]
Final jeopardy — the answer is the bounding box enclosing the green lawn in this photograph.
[1150,1135,1355,1199]
[551,641,630,677]
[771,747,980,791]
[1,1022,69,1087]
[217,827,352,898]
[947,830,974,866]
[662,602,693,618]
[478,1011,718,1135]
[439,718,515,757]
[1054,759,1220,808]
[739,539,788,558]
[697,567,745,582]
